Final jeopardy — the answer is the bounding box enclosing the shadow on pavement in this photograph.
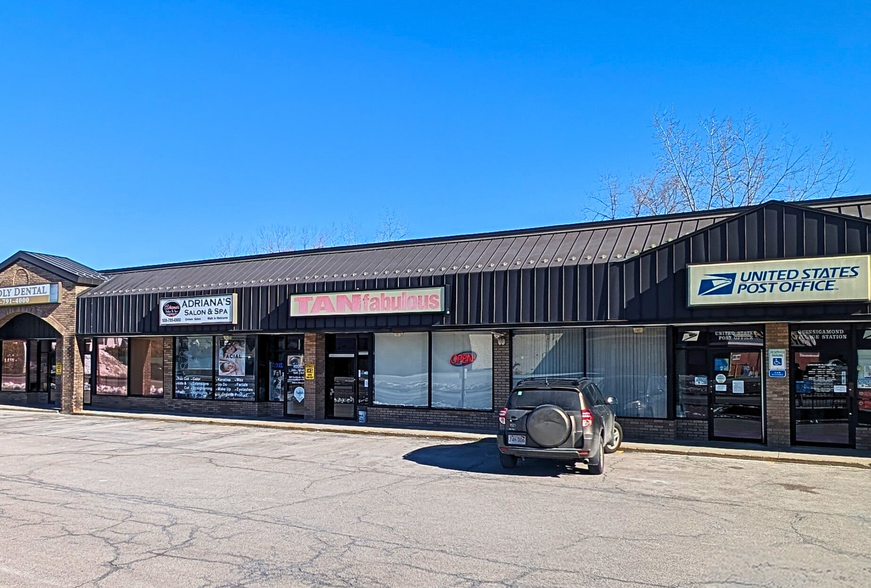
[403,438,592,477]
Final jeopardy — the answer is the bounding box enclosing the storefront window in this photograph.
[1,340,27,391]
[373,333,428,406]
[28,340,38,390]
[431,332,493,410]
[130,338,164,397]
[215,336,256,400]
[675,347,708,419]
[586,327,668,418]
[96,337,128,395]
[174,337,214,399]
[512,329,585,385]
[791,327,851,445]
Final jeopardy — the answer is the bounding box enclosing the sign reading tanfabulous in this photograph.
[290,287,446,317]
[159,294,238,325]
[687,255,871,307]
[0,283,59,306]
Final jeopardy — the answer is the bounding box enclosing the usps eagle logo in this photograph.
[698,273,736,296]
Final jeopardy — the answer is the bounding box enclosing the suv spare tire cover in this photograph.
[526,404,572,448]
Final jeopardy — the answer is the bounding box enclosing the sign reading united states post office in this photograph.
[290,287,446,317]
[159,294,238,325]
[0,283,60,306]
[688,255,871,307]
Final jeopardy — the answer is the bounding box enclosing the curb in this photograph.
[77,410,490,442]
[4,408,869,468]
[619,443,871,469]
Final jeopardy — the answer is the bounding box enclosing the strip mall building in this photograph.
[3,195,871,451]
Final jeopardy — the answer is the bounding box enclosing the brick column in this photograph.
[764,322,791,447]
[492,330,511,409]
[303,333,326,420]
[59,335,83,414]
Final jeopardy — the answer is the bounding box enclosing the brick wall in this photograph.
[676,419,708,441]
[303,333,325,420]
[618,417,677,442]
[764,322,791,448]
[0,391,50,406]
[856,427,871,451]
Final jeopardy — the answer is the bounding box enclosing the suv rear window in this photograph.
[507,389,582,411]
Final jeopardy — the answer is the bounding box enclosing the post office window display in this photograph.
[431,332,493,410]
[174,337,214,399]
[586,327,668,419]
[215,336,256,400]
[96,338,129,395]
[1,340,27,392]
[130,338,164,397]
[373,333,428,407]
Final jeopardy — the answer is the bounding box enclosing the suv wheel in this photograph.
[604,422,623,454]
[499,453,518,469]
[588,435,605,475]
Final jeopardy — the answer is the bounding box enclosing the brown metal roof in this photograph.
[79,195,871,298]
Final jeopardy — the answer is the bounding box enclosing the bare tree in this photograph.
[252,225,295,254]
[214,210,410,256]
[584,174,624,220]
[601,110,854,218]
[374,207,409,241]
[213,233,248,258]
[335,218,363,246]
[297,225,333,250]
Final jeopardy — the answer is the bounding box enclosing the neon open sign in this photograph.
[450,352,477,367]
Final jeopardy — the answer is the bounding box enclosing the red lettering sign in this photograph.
[450,352,477,366]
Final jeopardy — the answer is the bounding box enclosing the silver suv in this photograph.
[497,378,623,474]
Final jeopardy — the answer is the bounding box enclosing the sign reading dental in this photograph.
[159,294,238,325]
[688,255,871,307]
[291,287,445,317]
[0,283,59,306]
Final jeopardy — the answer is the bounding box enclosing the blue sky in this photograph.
[1,1,870,269]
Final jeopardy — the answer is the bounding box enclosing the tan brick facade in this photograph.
[0,260,83,414]
[764,322,792,448]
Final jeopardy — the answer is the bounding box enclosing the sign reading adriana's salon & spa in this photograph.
[688,255,871,307]
[0,283,60,307]
[290,287,446,317]
[159,294,238,325]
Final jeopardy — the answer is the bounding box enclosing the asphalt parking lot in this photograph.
[1,411,869,588]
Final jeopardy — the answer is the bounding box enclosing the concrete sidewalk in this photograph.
[3,405,871,469]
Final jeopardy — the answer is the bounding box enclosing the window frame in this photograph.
[129,337,165,398]
[94,337,130,397]
[370,330,495,412]
[172,335,259,402]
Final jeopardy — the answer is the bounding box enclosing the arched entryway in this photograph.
[0,313,62,406]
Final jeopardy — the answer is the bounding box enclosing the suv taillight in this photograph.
[498,407,508,426]
[581,408,593,428]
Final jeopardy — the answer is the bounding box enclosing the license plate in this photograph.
[507,434,526,446]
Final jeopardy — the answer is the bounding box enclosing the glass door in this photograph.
[39,341,57,403]
[83,339,93,405]
[710,349,764,441]
[326,335,357,419]
[791,327,853,446]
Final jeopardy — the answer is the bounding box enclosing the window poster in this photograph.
[269,361,285,401]
[215,337,255,400]
[217,339,246,377]
[286,355,305,386]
